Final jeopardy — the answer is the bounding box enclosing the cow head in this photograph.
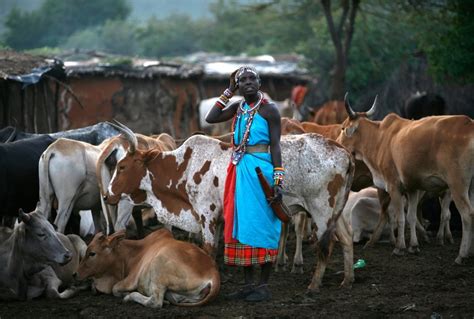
[76,231,126,280]
[337,93,378,157]
[17,208,72,266]
[105,121,154,205]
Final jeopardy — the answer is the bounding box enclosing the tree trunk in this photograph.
[321,0,360,100]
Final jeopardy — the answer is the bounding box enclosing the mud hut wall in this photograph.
[0,79,57,133]
[58,76,201,138]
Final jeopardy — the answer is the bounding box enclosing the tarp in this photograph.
[7,59,66,88]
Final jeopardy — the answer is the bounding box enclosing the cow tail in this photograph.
[318,153,355,262]
[175,270,221,307]
[39,149,55,220]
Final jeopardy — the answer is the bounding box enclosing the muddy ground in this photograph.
[1,228,473,319]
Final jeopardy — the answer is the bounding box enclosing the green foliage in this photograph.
[408,0,474,83]
[137,15,210,58]
[3,0,131,50]
[63,20,139,56]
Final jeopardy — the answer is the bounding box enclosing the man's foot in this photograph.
[244,284,271,302]
[225,284,255,300]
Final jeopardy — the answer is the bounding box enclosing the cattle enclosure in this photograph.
[1,229,473,318]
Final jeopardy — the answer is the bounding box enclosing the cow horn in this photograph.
[18,208,31,223]
[107,120,137,154]
[5,128,17,143]
[366,95,378,118]
[344,92,357,119]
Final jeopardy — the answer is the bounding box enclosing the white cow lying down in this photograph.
[343,187,391,243]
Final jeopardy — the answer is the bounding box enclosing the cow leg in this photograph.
[307,238,335,292]
[124,284,167,308]
[390,192,407,256]
[336,215,354,288]
[416,192,431,244]
[406,191,422,254]
[364,189,390,248]
[91,208,105,234]
[275,220,290,272]
[291,212,307,274]
[436,191,454,245]
[114,200,134,233]
[449,183,473,264]
[132,207,145,239]
[54,195,79,234]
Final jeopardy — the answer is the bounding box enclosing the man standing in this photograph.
[206,66,284,302]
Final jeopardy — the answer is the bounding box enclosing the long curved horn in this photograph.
[366,95,378,119]
[107,120,137,154]
[5,127,17,143]
[344,92,357,119]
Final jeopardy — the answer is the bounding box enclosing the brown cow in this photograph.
[96,131,176,235]
[337,94,474,264]
[76,228,220,308]
[311,100,348,125]
[105,123,355,292]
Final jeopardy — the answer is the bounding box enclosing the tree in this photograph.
[320,0,360,100]
[3,0,131,50]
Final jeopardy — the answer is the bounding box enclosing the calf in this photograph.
[105,123,355,292]
[0,209,86,300]
[76,228,220,308]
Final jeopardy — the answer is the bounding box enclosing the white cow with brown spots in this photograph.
[105,124,355,292]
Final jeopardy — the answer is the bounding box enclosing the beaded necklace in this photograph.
[230,91,264,165]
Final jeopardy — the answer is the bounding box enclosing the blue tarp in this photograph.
[7,59,66,88]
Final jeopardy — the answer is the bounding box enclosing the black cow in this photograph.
[0,122,120,145]
[401,92,446,120]
[0,127,38,143]
[0,135,56,222]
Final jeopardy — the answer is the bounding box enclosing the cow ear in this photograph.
[18,208,31,224]
[105,149,118,169]
[143,150,160,164]
[344,121,359,137]
[108,230,126,248]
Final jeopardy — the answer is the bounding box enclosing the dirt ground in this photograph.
[1,229,473,319]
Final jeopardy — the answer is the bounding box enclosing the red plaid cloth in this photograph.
[224,242,278,266]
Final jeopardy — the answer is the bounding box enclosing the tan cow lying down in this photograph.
[76,228,220,308]
[105,123,355,292]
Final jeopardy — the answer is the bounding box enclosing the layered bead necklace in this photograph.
[230,91,264,165]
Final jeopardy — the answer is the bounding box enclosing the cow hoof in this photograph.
[274,263,287,272]
[339,279,353,289]
[123,294,131,303]
[447,237,454,245]
[291,264,304,274]
[408,246,420,254]
[454,256,465,265]
[392,248,405,256]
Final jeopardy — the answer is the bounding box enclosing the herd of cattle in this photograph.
[0,90,472,308]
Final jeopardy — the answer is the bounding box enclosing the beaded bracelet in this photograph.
[223,88,234,99]
[273,167,285,186]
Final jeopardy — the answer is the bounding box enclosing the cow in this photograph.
[401,92,446,120]
[76,228,220,308]
[0,209,86,300]
[0,122,120,144]
[104,123,355,292]
[337,94,474,264]
[38,133,175,236]
[277,118,376,273]
[96,131,177,236]
[310,100,348,125]
[0,135,56,225]
[343,187,392,243]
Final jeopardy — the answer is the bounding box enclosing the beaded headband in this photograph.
[235,66,260,84]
